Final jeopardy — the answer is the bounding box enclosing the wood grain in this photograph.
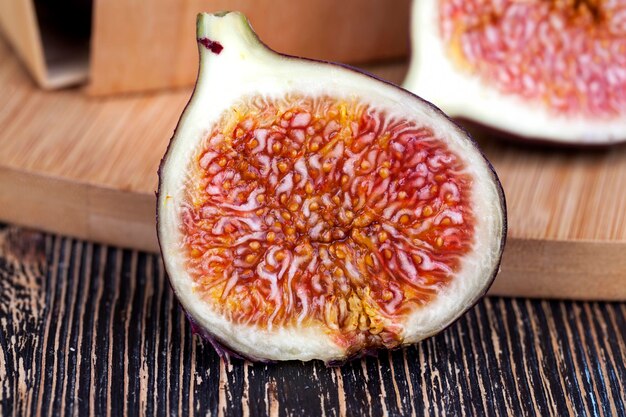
[0,225,624,416]
[88,0,411,95]
[0,37,625,299]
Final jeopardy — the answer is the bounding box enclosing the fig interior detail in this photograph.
[181,95,475,353]
[440,0,626,118]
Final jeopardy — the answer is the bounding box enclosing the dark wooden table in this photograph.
[1,225,624,416]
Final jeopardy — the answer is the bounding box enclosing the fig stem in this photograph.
[196,11,262,58]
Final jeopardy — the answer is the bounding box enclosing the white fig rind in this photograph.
[404,0,626,145]
[158,12,506,362]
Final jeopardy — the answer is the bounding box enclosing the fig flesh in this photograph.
[404,0,626,145]
[157,12,506,363]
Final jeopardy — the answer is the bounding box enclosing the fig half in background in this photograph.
[404,0,626,145]
[157,11,506,363]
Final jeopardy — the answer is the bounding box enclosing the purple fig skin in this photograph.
[156,13,507,365]
[184,309,276,363]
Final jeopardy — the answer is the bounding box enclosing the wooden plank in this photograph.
[0,37,625,299]
[88,0,412,95]
[0,227,624,416]
[491,239,626,300]
[0,167,157,253]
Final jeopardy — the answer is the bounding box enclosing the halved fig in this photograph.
[157,11,506,363]
[404,0,626,145]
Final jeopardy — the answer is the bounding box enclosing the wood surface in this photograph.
[0,225,624,416]
[88,0,412,95]
[1,37,625,300]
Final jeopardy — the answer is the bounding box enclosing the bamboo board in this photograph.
[1,38,624,300]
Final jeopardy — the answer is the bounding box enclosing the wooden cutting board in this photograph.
[1,38,624,300]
